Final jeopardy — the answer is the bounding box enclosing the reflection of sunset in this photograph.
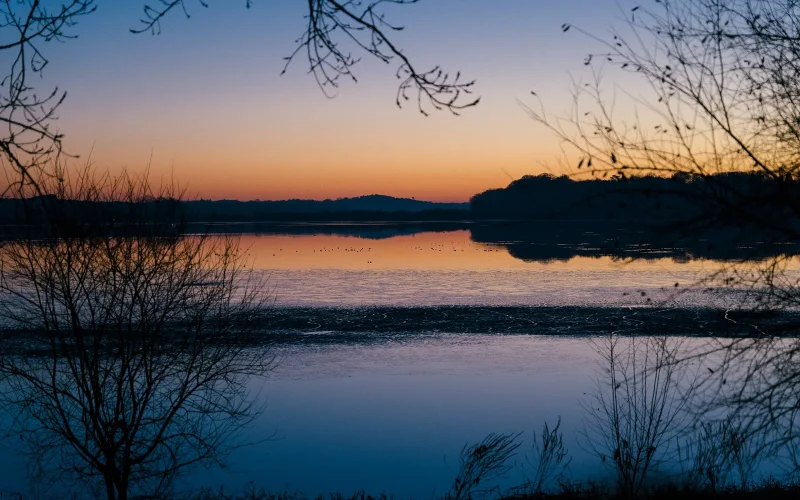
[224,230,778,308]
[238,231,726,272]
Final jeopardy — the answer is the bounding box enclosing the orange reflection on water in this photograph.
[236,230,718,272]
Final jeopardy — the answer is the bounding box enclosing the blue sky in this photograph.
[37,1,638,201]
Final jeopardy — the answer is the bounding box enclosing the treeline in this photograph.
[0,195,468,227]
[3,172,799,227]
[469,172,800,223]
[0,195,184,235]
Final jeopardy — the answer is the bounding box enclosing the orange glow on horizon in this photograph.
[59,81,566,203]
[71,147,557,203]
[183,169,516,203]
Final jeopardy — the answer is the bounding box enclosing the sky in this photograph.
[41,0,637,202]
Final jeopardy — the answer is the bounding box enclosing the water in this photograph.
[0,226,797,498]
[240,229,761,308]
[175,333,791,497]
[187,334,603,498]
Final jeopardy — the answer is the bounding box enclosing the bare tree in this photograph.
[0,166,276,500]
[525,0,800,241]
[685,332,800,480]
[584,335,692,497]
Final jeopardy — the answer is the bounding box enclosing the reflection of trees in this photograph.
[678,416,765,491]
[469,221,800,264]
[0,169,275,500]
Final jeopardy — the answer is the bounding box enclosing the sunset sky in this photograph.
[45,0,635,202]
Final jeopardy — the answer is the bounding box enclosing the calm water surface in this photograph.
[188,334,606,497]
[242,230,750,308]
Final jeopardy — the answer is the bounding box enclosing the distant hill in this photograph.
[187,195,466,214]
[182,194,469,222]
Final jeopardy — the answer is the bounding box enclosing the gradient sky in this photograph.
[43,0,636,202]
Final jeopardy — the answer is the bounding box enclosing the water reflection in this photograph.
[469,222,800,263]
[195,221,800,265]
[233,230,790,307]
[580,333,800,494]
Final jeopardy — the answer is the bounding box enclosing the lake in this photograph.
[1,224,797,498]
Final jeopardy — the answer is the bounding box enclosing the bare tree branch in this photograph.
[0,1,96,195]
[132,0,479,116]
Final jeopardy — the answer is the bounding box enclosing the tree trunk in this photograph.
[115,476,128,500]
[104,476,116,500]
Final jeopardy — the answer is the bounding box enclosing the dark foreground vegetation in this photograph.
[176,483,800,500]
[19,487,800,500]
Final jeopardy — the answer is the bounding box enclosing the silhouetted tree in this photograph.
[0,166,276,500]
[584,335,693,496]
[529,0,800,477]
